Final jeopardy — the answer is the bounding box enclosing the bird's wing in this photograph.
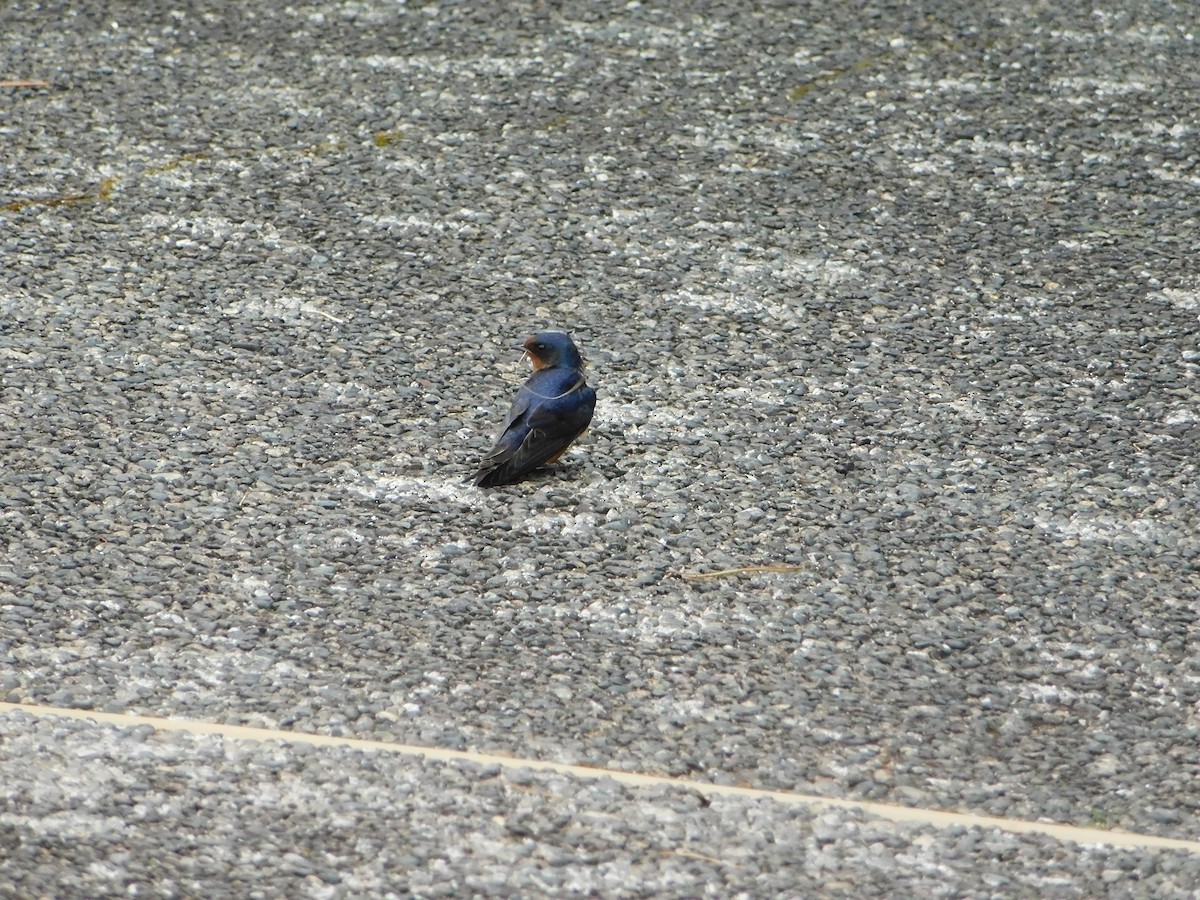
[473,376,594,486]
[497,383,534,433]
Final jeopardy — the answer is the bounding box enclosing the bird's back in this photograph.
[473,367,595,487]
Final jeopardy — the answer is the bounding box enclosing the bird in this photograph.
[471,331,597,487]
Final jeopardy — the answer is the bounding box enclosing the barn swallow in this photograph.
[471,331,597,487]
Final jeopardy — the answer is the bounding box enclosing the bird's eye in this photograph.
[534,343,547,351]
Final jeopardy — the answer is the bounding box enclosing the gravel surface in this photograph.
[2,0,1199,892]
[4,712,1200,899]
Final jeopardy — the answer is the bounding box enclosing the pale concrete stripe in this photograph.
[3,701,1198,855]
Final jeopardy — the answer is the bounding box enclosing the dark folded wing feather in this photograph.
[473,374,595,487]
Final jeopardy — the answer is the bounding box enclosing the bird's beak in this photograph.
[515,345,538,369]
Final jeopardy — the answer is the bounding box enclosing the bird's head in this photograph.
[521,331,584,371]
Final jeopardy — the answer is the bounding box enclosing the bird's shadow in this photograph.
[472,461,616,489]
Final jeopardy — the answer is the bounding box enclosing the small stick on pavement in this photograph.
[672,847,735,866]
[679,564,806,581]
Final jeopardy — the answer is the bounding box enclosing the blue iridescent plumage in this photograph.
[472,331,596,487]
